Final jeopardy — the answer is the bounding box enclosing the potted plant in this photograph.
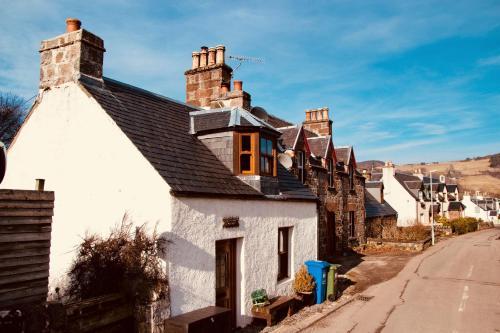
[293,265,315,306]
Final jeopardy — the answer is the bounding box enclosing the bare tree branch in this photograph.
[0,92,28,146]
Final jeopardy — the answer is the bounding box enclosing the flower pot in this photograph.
[296,291,315,307]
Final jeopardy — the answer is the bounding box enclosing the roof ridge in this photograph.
[101,76,198,110]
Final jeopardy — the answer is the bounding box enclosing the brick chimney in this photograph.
[185,45,251,110]
[39,18,105,89]
[303,107,332,136]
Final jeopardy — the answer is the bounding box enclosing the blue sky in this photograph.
[0,0,499,163]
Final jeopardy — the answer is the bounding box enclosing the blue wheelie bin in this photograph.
[305,260,330,304]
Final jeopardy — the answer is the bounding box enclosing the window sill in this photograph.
[277,276,293,286]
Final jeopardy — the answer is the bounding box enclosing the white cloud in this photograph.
[477,55,500,66]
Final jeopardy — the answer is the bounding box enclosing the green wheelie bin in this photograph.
[327,264,341,301]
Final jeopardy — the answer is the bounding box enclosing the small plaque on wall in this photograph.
[223,216,239,228]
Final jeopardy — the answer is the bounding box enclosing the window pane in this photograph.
[266,139,273,155]
[260,138,266,154]
[241,135,251,151]
[268,157,273,175]
[240,154,251,171]
[279,230,284,252]
[260,157,265,172]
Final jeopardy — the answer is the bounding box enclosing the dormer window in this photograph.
[235,132,277,176]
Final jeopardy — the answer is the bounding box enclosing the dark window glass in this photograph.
[328,159,334,187]
[297,151,305,183]
[278,227,290,280]
[260,137,274,176]
[240,154,251,172]
[241,135,251,151]
[349,211,355,237]
[349,164,354,190]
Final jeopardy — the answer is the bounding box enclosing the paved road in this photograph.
[305,228,500,333]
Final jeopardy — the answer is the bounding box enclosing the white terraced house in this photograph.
[1,19,319,328]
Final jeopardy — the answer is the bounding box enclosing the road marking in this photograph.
[458,285,469,312]
[466,265,474,278]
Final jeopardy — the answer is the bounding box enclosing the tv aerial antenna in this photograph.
[228,55,264,75]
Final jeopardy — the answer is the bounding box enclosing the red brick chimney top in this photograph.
[234,80,243,91]
[66,18,81,32]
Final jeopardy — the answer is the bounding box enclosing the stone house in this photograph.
[265,108,366,260]
[365,181,397,238]
[1,19,319,328]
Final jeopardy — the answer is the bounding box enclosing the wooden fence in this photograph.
[0,189,54,310]
[48,293,135,333]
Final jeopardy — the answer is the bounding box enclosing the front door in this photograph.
[327,212,336,256]
[215,239,236,329]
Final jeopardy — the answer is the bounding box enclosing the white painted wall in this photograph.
[382,166,418,226]
[166,197,317,327]
[462,195,491,222]
[1,83,173,287]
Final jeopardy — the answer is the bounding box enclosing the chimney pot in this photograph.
[199,46,208,67]
[192,52,200,69]
[322,107,329,120]
[208,47,216,65]
[215,45,225,64]
[221,83,230,94]
[66,18,81,32]
[234,80,242,91]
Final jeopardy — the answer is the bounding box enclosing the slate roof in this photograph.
[371,173,383,181]
[278,126,300,149]
[335,147,351,165]
[366,181,382,189]
[273,164,317,200]
[79,76,314,200]
[448,202,464,211]
[394,173,422,199]
[307,136,330,158]
[365,191,397,218]
[267,114,293,128]
[190,108,279,134]
[446,184,458,192]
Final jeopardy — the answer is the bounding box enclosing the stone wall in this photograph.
[292,155,366,260]
[365,215,397,239]
[40,29,105,89]
[198,132,234,172]
[366,237,432,252]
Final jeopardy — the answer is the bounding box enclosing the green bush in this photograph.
[448,217,480,234]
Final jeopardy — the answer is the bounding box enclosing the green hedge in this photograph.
[444,217,481,235]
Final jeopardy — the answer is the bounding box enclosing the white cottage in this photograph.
[1,19,318,328]
[381,162,427,226]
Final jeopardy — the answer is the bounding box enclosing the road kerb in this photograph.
[271,296,359,333]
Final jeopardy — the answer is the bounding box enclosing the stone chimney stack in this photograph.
[185,45,251,110]
[303,107,332,136]
[185,45,232,108]
[39,18,105,89]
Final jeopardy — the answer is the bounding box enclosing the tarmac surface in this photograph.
[304,228,500,333]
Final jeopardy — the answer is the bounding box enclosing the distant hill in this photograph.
[357,160,384,170]
[358,153,500,197]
